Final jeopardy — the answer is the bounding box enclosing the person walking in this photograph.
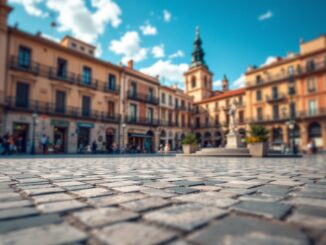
[40,134,48,154]
[92,141,98,154]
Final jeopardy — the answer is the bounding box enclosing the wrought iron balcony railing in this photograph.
[5,97,120,123]
[127,91,159,105]
[125,115,159,127]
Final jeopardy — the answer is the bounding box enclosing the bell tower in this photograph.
[184,26,213,102]
[222,75,229,92]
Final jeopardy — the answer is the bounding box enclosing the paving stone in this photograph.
[172,180,205,187]
[144,203,227,231]
[0,200,32,210]
[92,222,176,245]
[120,197,170,212]
[99,181,140,188]
[71,187,112,198]
[22,187,65,196]
[54,181,86,187]
[284,197,326,208]
[218,188,255,196]
[0,207,39,221]
[291,191,326,199]
[111,185,145,193]
[0,214,62,234]
[37,200,87,213]
[62,184,94,191]
[89,193,147,207]
[217,180,263,189]
[32,193,73,204]
[191,185,221,191]
[286,206,326,230]
[232,200,292,219]
[0,192,22,201]
[143,181,177,189]
[188,216,310,245]
[167,187,199,194]
[173,192,239,208]
[254,184,291,196]
[0,223,87,245]
[73,207,139,228]
[270,180,303,187]
[141,188,176,198]
[239,193,284,202]
[17,184,55,190]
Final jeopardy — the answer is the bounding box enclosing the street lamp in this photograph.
[31,113,38,155]
[288,71,297,155]
[122,123,126,152]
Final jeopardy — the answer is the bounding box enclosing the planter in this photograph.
[248,142,268,157]
[182,144,197,154]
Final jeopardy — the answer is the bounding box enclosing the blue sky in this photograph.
[7,0,326,89]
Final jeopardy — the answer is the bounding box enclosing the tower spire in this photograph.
[191,26,207,68]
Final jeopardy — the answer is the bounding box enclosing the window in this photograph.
[175,112,179,126]
[257,107,263,121]
[175,98,179,108]
[108,101,115,117]
[215,101,219,111]
[181,114,185,127]
[82,96,91,117]
[18,46,31,68]
[89,50,94,55]
[161,93,166,104]
[147,108,154,123]
[238,96,243,105]
[290,102,296,118]
[161,110,166,123]
[82,66,92,85]
[80,46,85,51]
[130,104,137,121]
[191,76,196,88]
[181,100,185,108]
[256,75,263,84]
[168,112,173,126]
[288,83,296,95]
[215,115,219,125]
[57,58,67,79]
[273,104,279,120]
[204,76,208,88]
[307,77,316,93]
[71,43,77,48]
[308,100,317,116]
[55,90,66,113]
[205,117,209,127]
[196,117,200,128]
[272,86,278,99]
[306,60,315,72]
[148,87,154,101]
[130,82,137,97]
[169,95,173,106]
[15,82,29,108]
[239,111,244,123]
[256,90,262,101]
[108,74,116,91]
[288,66,295,76]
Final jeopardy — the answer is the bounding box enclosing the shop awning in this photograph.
[129,133,152,138]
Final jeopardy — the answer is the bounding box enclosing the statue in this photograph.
[228,100,238,133]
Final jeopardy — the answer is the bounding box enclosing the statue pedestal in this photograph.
[226,132,241,149]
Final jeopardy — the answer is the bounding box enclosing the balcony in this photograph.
[266,93,287,103]
[246,61,326,88]
[9,56,120,95]
[125,115,159,127]
[160,121,179,127]
[175,105,188,112]
[5,97,120,123]
[193,107,207,114]
[249,113,290,124]
[298,108,326,118]
[127,91,159,105]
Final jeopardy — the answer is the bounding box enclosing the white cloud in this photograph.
[46,0,122,43]
[213,80,222,89]
[95,43,103,58]
[261,56,277,67]
[232,74,246,88]
[41,33,59,42]
[109,31,148,63]
[258,10,273,21]
[163,9,171,22]
[140,60,189,84]
[9,0,48,18]
[152,44,165,58]
[169,50,184,59]
[140,23,157,36]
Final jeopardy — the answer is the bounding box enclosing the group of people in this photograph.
[158,143,171,154]
[78,141,120,154]
[39,134,63,154]
[0,133,24,155]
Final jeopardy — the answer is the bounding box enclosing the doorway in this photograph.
[13,123,29,153]
[78,127,90,150]
[53,127,67,153]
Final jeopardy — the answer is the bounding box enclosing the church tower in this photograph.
[184,26,213,102]
[222,75,229,92]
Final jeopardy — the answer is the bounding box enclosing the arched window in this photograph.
[308,122,321,138]
[191,76,196,88]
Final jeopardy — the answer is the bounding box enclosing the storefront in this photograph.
[51,119,69,153]
[128,131,153,153]
[106,128,116,152]
[77,122,94,151]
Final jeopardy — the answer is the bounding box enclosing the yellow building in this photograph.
[245,35,326,151]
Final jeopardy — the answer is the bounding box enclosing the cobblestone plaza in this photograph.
[0,155,325,244]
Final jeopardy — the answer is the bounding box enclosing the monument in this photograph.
[225,100,241,148]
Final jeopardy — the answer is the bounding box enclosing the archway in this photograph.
[308,122,322,147]
[272,127,283,145]
[196,133,202,145]
[105,128,115,152]
[204,132,212,147]
[214,131,222,147]
[145,130,155,153]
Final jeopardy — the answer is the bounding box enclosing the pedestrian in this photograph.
[40,134,48,154]
[164,143,170,154]
[2,133,9,155]
[55,138,62,153]
[92,141,98,154]
[311,140,317,154]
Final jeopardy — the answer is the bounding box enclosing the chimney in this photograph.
[127,60,134,69]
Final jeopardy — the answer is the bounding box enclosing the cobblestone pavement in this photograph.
[0,155,325,245]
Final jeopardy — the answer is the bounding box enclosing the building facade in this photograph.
[1,0,326,153]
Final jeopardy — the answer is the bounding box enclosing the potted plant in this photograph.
[181,133,197,154]
[246,125,269,157]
